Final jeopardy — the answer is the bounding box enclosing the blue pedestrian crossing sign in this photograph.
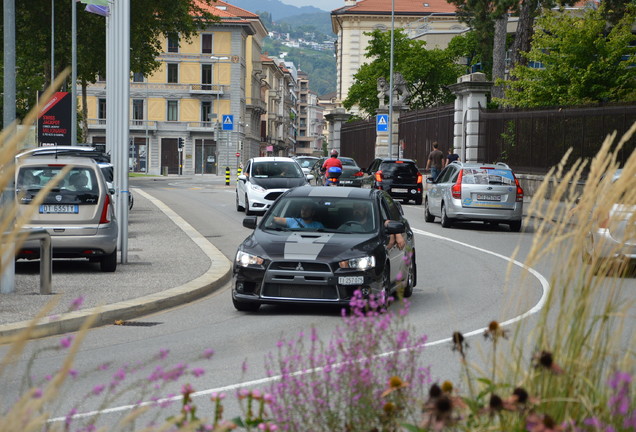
[376,114,388,132]
[222,114,234,131]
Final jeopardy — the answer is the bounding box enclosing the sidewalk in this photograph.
[0,188,232,340]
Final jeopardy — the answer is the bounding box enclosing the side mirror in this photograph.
[426,177,434,184]
[306,174,314,181]
[108,187,116,195]
[385,220,405,234]
[238,174,247,181]
[243,216,257,229]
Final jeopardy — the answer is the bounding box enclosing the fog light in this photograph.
[360,287,370,296]
[236,282,244,292]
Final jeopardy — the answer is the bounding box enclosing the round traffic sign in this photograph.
[235,152,240,157]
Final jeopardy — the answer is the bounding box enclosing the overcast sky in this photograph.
[279,0,344,11]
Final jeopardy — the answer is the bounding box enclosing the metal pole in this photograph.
[1,0,16,294]
[71,0,77,145]
[388,0,395,159]
[51,0,55,82]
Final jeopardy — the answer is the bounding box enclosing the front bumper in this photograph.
[232,259,382,306]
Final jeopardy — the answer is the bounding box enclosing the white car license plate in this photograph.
[340,180,352,184]
[392,188,407,193]
[338,276,364,285]
[477,194,501,201]
[40,204,79,214]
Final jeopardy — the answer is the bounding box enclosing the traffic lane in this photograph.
[0,184,546,420]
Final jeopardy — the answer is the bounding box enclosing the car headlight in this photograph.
[249,183,266,192]
[236,250,265,267]
[339,255,375,270]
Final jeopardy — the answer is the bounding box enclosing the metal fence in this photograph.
[399,104,455,167]
[478,103,636,175]
[340,102,636,174]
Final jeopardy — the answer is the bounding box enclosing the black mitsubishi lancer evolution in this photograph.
[232,186,416,312]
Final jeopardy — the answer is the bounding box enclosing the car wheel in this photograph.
[100,248,117,272]
[129,194,134,210]
[440,203,453,228]
[424,199,435,223]
[232,297,260,312]
[415,195,422,205]
[509,220,522,232]
[245,194,253,216]
[236,192,244,212]
[401,257,416,298]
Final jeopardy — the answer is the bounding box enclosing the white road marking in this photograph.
[49,227,550,422]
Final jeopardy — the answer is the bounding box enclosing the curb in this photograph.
[0,189,232,341]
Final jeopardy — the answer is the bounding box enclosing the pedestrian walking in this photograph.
[444,148,460,167]
[425,142,444,181]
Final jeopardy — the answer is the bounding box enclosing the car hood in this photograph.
[241,229,378,262]
[251,177,307,189]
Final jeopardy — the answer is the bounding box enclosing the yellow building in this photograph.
[82,1,267,175]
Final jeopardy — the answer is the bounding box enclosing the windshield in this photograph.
[262,197,377,233]
[252,161,303,178]
[340,158,358,167]
[461,168,515,185]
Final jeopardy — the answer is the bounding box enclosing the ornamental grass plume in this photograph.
[264,290,430,431]
[438,124,636,430]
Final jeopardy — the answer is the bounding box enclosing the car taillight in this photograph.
[417,173,423,184]
[451,169,463,199]
[374,170,383,182]
[100,194,111,223]
[514,176,524,202]
[353,171,364,177]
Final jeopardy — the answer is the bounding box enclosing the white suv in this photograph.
[236,157,312,215]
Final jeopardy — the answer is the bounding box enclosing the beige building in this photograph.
[331,0,467,111]
[82,1,267,175]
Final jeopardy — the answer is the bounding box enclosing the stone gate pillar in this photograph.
[325,107,351,153]
[448,73,492,163]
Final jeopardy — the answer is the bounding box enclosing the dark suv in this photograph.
[364,158,423,205]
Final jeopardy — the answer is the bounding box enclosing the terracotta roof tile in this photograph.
[333,0,457,15]
[194,0,259,19]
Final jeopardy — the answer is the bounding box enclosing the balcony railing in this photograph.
[189,84,225,94]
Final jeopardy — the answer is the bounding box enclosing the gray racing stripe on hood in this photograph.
[284,232,334,260]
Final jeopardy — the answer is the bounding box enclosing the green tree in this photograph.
[1,0,216,124]
[501,7,636,107]
[343,29,463,118]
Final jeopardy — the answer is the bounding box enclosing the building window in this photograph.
[98,98,106,125]
[202,34,213,54]
[132,99,144,125]
[201,64,212,90]
[167,100,178,122]
[167,63,178,83]
[201,101,212,125]
[167,33,179,53]
[132,72,144,83]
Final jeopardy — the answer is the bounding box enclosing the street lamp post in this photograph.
[210,56,229,175]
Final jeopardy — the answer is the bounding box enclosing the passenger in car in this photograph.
[346,202,406,250]
[69,173,89,191]
[273,203,325,229]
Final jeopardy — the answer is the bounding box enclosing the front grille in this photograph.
[264,191,284,201]
[270,261,331,272]
[262,283,338,300]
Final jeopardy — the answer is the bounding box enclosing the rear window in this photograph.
[17,166,100,204]
[461,168,515,186]
[380,162,419,176]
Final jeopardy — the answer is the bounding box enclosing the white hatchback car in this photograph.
[236,157,312,215]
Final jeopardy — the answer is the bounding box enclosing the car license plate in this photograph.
[476,194,501,201]
[40,204,79,214]
[338,276,364,285]
[340,180,352,184]
[392,188,407,193]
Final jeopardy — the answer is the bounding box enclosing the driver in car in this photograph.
[273,203,325,230]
